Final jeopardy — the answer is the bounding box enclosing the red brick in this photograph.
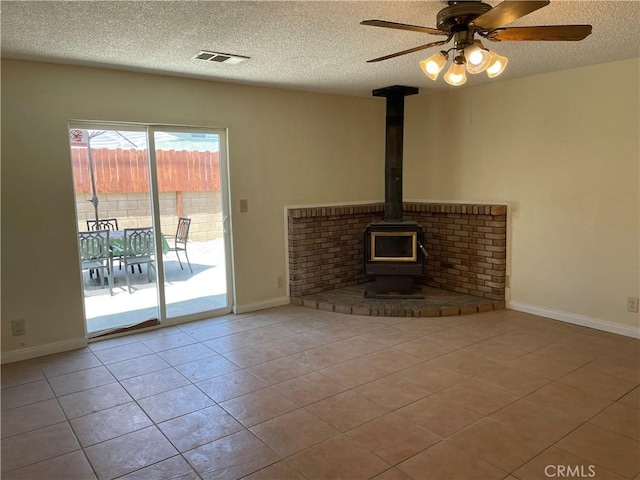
[303,299,318,309]
[460,306,478,315]
[485,221,506,228]
[317,302,334,312]
[491,205,507,215]
[477,303,493,313]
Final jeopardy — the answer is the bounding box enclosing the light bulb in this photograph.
[464,41,491,74]
[468,49,484,65]
[486,51,508,78]
[443,59,467,86]
[419,51,447,81]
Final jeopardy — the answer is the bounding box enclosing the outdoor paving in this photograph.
[82,239,228,333]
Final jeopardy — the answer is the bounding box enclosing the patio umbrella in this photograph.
[69,129,182,224]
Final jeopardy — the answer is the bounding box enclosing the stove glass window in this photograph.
[371,232,417,262]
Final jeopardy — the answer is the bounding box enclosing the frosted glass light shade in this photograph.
[486,51,508,78]
[464,42,491,74]
[443,60,467,86]
[419,52,447,81]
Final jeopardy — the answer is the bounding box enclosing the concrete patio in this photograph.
[81,239,228,334]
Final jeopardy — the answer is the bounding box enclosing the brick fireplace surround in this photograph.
[287,202,507,316]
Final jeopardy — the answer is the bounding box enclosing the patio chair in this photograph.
[78,230,113,295]
[123,227,156,294]
[86,218,119,231]
[86,218,130,272]
[166,217,193,273]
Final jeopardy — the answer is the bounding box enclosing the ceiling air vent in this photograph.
[194,50,249,65]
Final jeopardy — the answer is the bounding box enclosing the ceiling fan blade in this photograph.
[489,25,592,41]
[472,1,550,30]
[366,36,452,63]
[361,20,445,36]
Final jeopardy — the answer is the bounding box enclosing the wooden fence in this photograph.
[71,148,220,194]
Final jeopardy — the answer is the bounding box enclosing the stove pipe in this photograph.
[372,85,419,222]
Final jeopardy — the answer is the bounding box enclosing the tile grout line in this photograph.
[2,307,637,479]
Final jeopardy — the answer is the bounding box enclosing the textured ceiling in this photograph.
[1,1,639,97]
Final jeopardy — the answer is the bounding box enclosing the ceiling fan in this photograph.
[361,0,592,86]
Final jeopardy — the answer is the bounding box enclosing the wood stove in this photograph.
[364,221,425,297]
[364,85,425,298]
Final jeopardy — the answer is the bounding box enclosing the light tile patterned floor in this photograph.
[1,306,638,480]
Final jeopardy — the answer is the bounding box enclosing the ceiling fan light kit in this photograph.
[362,0,592,87]
[443,55,468,86]
[464,41,492,73]
[425,38,505,84]
[485,51,509,78]
[419,51,448,80]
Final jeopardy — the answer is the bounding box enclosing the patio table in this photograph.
[109,230,171,255]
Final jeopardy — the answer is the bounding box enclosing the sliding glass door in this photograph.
[151,128,231,320]
[69,124,232,336]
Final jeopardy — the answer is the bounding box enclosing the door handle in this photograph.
[222,215,230,234]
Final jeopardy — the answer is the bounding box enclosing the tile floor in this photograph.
[1,306,638,480]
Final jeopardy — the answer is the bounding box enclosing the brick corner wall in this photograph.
[404,203,507,301]
[287,204,383,296]
[287,202,507,301]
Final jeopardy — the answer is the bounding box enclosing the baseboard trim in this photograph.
[1,337,88,365]
[234,297,291,314]
[507,301,640,339]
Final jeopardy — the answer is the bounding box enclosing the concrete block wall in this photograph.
[76,191,223,241]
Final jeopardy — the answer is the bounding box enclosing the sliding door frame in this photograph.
[148,125,234,326]
[70,120,234,335]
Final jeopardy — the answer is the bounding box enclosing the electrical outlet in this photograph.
[628,297,639,313]
[12,318,26,336]
[277,276,284,288]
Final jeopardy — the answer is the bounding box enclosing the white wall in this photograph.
[2,57,638,360]
[1,59,386,357]
[404,59,639,332]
